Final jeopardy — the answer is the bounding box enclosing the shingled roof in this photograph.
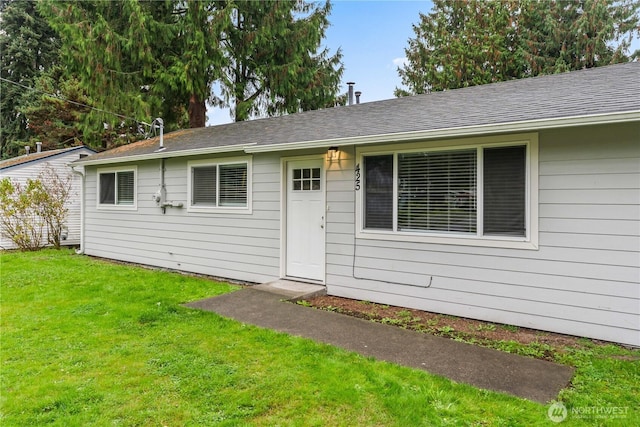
[79,62,640,166]
[1,146,96,170]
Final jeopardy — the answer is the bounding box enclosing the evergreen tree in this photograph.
[20,67,87,150]
[0,0,60,158]
[519,0,639,75]
[39,0,343,130]
[38,0,183,145]
[155,0,229,128]
[396,0,640,96]
[219,0,343,121]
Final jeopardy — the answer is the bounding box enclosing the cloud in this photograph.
[392,57,408,68]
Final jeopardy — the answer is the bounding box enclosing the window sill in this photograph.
[356,229,539,250]
[187,205,252,215]
[97,204,137,211]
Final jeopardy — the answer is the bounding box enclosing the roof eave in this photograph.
[245,110,640,153]
[74,110,639,166]
[75,143,258,167]
[0,146,97,171]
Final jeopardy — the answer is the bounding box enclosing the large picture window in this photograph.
[188,159,250,211]
[358,136,536,247]
[398,149,477,234]
[98,168,136,208]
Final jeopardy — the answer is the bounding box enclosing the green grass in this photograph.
[1,249,638,426]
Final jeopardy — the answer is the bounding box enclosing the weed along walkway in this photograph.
[186,281,575,403]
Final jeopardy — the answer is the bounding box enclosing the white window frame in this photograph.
[187,156,252,214]
[96,166,138,210]
[355,133,539,250]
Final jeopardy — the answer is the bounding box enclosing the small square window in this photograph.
[292,168,321,192]
[190,162,248,209]
[98,169,135,207]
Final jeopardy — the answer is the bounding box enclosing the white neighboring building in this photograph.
[0,145,96,249]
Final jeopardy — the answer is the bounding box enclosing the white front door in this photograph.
[286,159,325,281]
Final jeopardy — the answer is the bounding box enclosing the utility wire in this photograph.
[0,77,153,131]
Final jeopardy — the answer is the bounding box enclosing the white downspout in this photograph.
[70,165,86,254]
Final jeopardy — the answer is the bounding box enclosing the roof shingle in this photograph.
[1,146,96,170]
[82,62,640,164]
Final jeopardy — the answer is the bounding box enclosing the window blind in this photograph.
[483,146,526,236]
[219,164,247,206]
[116,171,135,205]
[192,166,217,205]
[398,150,476,233]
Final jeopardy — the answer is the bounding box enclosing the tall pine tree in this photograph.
[396,0,640,96]
[39,0,343,130]
[0,0,60,158]
[39,0,183,146]
[219,0,343,121]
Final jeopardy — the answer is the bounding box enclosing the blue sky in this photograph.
[323,0,432,102]
[207,0,638,126]
[207,0,432,125]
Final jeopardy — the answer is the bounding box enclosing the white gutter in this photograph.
[245,110,640,153]
[76,143,257,167]
[70,165,86,255]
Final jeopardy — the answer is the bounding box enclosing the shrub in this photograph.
[0,164,72,250]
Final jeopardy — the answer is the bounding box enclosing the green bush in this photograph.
[0,165,71,250]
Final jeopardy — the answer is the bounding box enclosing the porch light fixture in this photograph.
[328,146,339,161]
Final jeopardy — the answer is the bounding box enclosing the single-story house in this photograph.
[0,144,96,250]
[74,63,639,346]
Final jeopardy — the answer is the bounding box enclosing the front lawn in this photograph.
[1,249,637,426]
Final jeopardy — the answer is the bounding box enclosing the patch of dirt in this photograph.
[302,295,611,361]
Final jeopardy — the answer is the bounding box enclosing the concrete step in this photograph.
[252,279,326,300]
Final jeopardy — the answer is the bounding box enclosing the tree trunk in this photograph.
[188,94,206,128]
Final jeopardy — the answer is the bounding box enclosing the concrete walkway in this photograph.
[186,280,574,403]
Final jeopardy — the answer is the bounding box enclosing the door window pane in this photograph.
[292,168,321,191]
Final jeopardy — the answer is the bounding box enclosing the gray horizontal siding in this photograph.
[332,242,639,279]
[540,204,639,221]
[84,153,282,284]
[325,281,639,348]
[325,124,640,346]
[327,270,638,325]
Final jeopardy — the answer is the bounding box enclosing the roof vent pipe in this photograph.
[155,118,164,149]
[36,141,42,153]
[355,91,362,104]
[347,82,355,105]
[25,146,30,155]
